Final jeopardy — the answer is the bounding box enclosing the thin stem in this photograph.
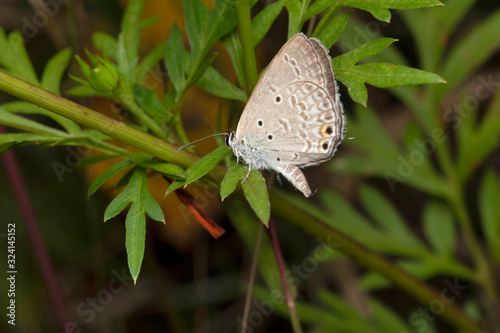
[449,184,499,303]
[241,224,263,333]
[237,0,258,93]
[268,219,303,333]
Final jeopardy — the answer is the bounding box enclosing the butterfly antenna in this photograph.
[173,133,228,153]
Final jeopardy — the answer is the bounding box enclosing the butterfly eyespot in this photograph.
[258,120,263,127]
[326,127,333,134]
[268,135,273,140]
[322,142,329,150]
[274,95,282,104]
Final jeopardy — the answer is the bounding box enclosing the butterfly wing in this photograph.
[235,33,341,136]
[233,33,345,196]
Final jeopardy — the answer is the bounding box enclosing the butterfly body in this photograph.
[227,33,345,197]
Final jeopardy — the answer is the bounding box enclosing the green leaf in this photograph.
[121,0,144,62]
[332,38,445,105]
[165,24,187,92]
[196,66,247,102]
[317,12,351,49]
[220,164,247,200]
[104,168,164,281]
[130,153,186,179]
[185,145,231,186]
[285,0,303,38]
[221,31,246,91]
[165,179,185,195]
[77,154,120,168]
[242,170,270,225]
[0,108,67,136]
[359,185,427,255]
[479,169,500,261]
[41,48,72,94]
[251,0,285,47]
[125,201,147,282]
[88,159,134,197]
[208,0,238,47]
[0,133,64,154]
[92,32,118,60]
[438,10,500,98]
[132,85,172,121]
[132,41,166,84]
[422,201,455,256]
[342,0,442,22]
[187,52,216,87]
[0,31,39,85]
[183,0,210,56]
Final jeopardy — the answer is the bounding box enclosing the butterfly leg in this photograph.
[276,174,282,187]
[241,164,252,184]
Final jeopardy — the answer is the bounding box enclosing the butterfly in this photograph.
[225,33,345,197]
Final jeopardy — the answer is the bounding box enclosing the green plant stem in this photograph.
[117,89,166,140]
[0,71,205,173]
[237,0,258,92]
[268,219,303,333]
[270,191,485,333]
[448,182,499,304]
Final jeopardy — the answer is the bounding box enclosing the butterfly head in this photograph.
[225,130,236,148]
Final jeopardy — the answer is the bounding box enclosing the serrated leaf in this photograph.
[479,169,500,261]
[103,167,164,281]
[185,145,231,185]
[423,201,455,255]
[332,38,444,105]
[251,0,285,47]
[220,164,247,200]
[88,159,133,197]
[165,24,187,92]
[196,66,247,102]
[242,170,270,225]
[335,62,445,106]
[41,48,72,94]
